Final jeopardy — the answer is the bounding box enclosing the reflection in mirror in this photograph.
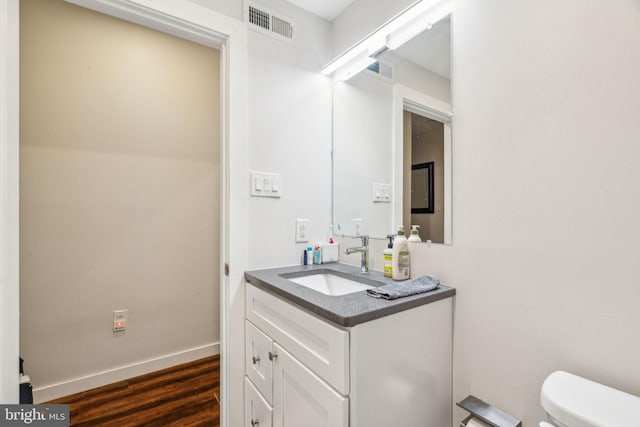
[333,71,393,238]
[332,13,452,243]
[406,114,444,243]
[411,162,434,214]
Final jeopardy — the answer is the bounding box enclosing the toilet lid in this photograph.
[540,371,640,427]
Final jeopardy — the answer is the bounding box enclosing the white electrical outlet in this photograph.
[295,219,309,242]
[113,309,128,332]
[352,218,364,236]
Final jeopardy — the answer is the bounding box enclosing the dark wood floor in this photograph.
[47,355,220,427]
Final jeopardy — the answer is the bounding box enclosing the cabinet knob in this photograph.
[252,355,261,364]
[251,418,260,426]
[268,351,278,361]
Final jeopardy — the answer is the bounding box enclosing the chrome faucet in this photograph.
[345,235,369,274]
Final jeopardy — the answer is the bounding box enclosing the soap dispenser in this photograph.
[408,225,422,242]
[383,235,394,278]
[392,226,410,281]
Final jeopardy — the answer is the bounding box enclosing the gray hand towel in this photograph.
[366,274,440,300]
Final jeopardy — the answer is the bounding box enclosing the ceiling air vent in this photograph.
[248,3,294,41]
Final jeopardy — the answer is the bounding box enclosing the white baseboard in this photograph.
[33,342,220,403]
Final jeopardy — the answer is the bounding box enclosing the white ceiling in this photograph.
[284,0,355,20]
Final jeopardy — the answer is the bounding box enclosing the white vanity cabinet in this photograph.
[244,282,453,427]
[245,321,348,427]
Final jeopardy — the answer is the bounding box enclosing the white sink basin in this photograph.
[287,273,374,296]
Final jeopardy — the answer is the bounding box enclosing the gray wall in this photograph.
[20,0,220,397]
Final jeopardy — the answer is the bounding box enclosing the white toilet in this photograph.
[540,370,640,427]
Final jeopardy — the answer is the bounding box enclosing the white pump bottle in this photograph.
[408,225,422,242]
[392,226,410,280]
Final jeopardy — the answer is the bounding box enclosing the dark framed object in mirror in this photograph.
[411,162,434,214]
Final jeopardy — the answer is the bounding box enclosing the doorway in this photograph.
[19,0,221,404]
[403,111,445,243]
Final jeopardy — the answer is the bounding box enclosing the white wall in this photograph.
[246,0,333,269]
[443,1,640,424]
[334,0,640,426]
[188,0,243,21]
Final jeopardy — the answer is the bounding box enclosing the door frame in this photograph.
[0,1,248,425]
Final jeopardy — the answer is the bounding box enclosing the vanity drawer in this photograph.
[246,283,350,395]
[245,376,273,427]
[246,320,273,403]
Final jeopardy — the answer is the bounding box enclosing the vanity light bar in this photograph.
[386,2,451,50]
[320,0,451,78]
[376,0,448,42]
[334,55,377,82]
[321,47,367,76]
[320,35,385,79]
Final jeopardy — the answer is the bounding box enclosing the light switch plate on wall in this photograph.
[372,183,391,202]
[250,170,282,198]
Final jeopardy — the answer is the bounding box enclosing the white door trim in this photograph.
[0,0,20,405]
[0,1,248,425]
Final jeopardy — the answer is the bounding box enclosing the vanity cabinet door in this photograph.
[246,320,273,403]
[272,343,348,427]
[245,377,273,427]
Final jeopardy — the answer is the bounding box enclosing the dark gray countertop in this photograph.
[244,263,455,328]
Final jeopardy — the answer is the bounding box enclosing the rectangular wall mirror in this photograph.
[331,7,452,244]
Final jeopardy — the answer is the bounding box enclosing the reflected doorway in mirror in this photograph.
[405,110,444,243]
